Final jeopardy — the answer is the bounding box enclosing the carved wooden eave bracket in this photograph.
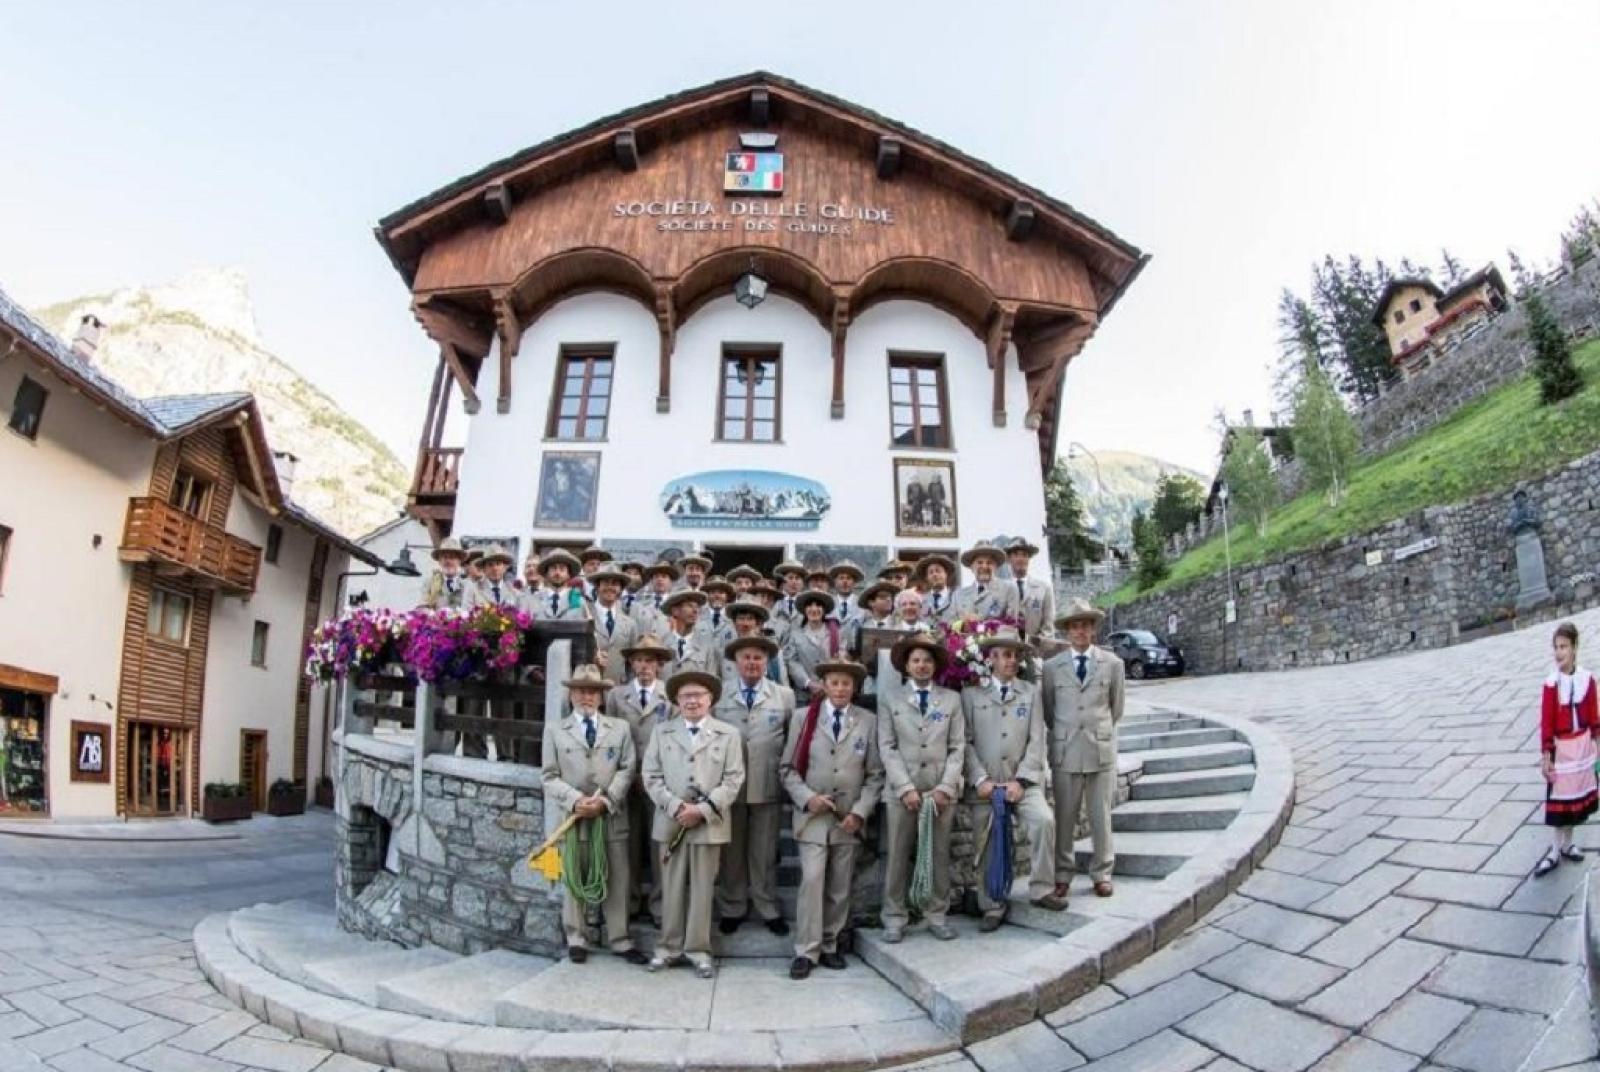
[1020,312,1099,429]
[413,299,490,415]
[492,293,521,414]
[830,289,852,419]
[987,302,1018,428]
[654,282,677,413]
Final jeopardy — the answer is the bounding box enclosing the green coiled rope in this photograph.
[562,813,609,906]
[907,795,938,912]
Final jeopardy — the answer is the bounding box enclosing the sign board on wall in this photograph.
[1394,537,1440,562]
[70,720,110,784]
[662,471,830,530]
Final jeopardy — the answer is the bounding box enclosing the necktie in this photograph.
[743,685,756,709]
[978,584,985,596]
[831,708,843,740]
[1076,654,1088,683]
[688,723,700,741]
[1000,684,1010,703]
[605,608,615,635]
[492,583,502,603]
[677,637,687,660]
[917,688,929,716]
[549,593,558,616]
[446,577,457,594]
[786,597,795,615]
[932,592,942,613]
[639,688,649,708]
[583,717,596,748]
[1017,578,1026,599]
[713,609,722,629]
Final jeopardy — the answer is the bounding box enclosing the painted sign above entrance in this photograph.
[662,470,831,530]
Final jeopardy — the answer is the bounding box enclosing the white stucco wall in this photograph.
[0,357,154,818]
[450,291,1052,583]
[350,516,430,612]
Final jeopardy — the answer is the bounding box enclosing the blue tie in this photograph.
[917,689,929,716]
[583,717,596,749]
[743,685,756,709]
[605,608,615,635]
[832,709,843,740]
[549,593,559,616]
[1076,655,1088,683]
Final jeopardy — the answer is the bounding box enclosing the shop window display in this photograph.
[0,688,48,814]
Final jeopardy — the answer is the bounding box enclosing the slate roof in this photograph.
[142,392,253,434]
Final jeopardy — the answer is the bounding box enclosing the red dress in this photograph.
[1542,668,1599,827]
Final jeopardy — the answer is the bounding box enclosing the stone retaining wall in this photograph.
[1117,448,1600,673]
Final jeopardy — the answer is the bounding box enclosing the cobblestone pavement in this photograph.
[6,607,1600,1072]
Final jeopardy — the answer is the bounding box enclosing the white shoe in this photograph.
[693,959,715,979]
[646,956,667,972]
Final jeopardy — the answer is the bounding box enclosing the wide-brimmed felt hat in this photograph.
[1056,597,1106,627]
[795,590,836,615]
[1007,537,1040,557]
[980,627,1034,655]
[913,554,957,581]
[725,600,770,623]
[752,580,781,599]
[679,552,714,570]
[877,559,911,578]
[642,560,682,581]
[724,634,779,660]
[701,576,735,597]
[858,581,899,607]
[828,560,865,582]
[806,569,831,585]
[725,564,763,583]
[772,559,807,580]
[667,670,722,705]
[431,538,466,562]
[579,545,613,565]
[619,560,646,574]
[588,567,629,588]
[563,664,609,691]
[891,632,950,675]
[538,548,581,576]
[622,634,672,663]
[814,657,868,685]
[961,542,1008,568]
[662,589,709,613]
[464,546,485,563]
[477,544,514,567]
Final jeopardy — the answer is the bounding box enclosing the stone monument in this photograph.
[1508,487,1552,610]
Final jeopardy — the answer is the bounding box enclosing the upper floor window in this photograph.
[168,469,211,518]
[264,524,284,565]
[251,621,270,667]
[547,348,613,440]
[889,354,951,448]
[148,587,193,645]
[718,350,780,442]
[8,377,47,441]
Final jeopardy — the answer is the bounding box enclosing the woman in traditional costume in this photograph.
[1537,621,1598,877]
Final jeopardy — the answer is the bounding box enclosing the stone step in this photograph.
[497,955,714,1030]
[1111,792,1247,832]
[1117,717,1204,734]
[1129,766,1257,800]
[1137,742,1254,776]
[1118,726,1238,752]
[1073,829,1200,878]
[227,913,386,989]
[375,947,554,1024]
[623,919,797,959]
[301,946,459,1005]
[1003,874,1167,935]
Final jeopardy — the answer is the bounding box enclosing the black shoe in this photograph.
[789,956,813,980]
[719,915,744,935]
[819,952,848,971]
[567,946,588,964]
[838,928,856,955]
[765,917,791,936]
[620,948,649,965]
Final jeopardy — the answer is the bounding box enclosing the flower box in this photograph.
[313,777,335,809]
[267,782,307,817]
[202,794,253,823]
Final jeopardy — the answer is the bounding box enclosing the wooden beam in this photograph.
[415,357,446,476]
[876,136,902,179]
[614,128,639,172]
[1022,316,1097,422]
[1005,200,1036,242]
[654,283,676,413]
[483,182,513,224]
[830,289,851,419]
[0,663,58,694]
[413,299,492,359]
[493,295,519,414]
[987,304,1017,427]
[749,87,770,126]
[432,373,452,449]
[440,342,481,415]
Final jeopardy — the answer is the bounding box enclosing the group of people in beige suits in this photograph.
[424,539,1122,980]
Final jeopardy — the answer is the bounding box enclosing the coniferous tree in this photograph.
[1439,248,1467,285]
[1525,290,1584,404]
[1042,461,1102,569]
[1150,473,1206,539]
[1309,255,1398,402]
[1131,509,1169,591]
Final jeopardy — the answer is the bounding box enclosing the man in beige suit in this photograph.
[950,542,1023,622]
[661,590,719,678]
[421,538,474,609]
[589,567,640,684]
[1006,538,1056,641]
[1042,598,1125,899]
[530,549,592,622]
[643,670,745,978]
[468,545,522,610]
[963,629,1065,930]
[630,561,680,633]
[779,657,881,979]
[606,634,673,922]
[878,633,965,942]
[541,665,649,965]
[713,635,795,936]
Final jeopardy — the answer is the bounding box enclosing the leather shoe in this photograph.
[882,927,904,944]
[567,946,588,964]
[1052,882,1071,899]
[978,913,1005,933]
[1030,893,1069,912]
[765,917,791,936]
[1093,880,1114,898]
[819,952,848,970]
[719,915,744,935]
[789,956,813,980]
[620,948,649,965]
[928,923,958,941]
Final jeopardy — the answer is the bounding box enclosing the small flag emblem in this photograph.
[724,152,784,194]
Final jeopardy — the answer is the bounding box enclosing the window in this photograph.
[147,588,192,645]
[8,377,47,440]
[167,469,211,518]
[0,524,10,594]
[888,355,951,448]
[264,524,283,565]
[1392,309,1405,324]
[547,349,613,440]
[1408,298,1423,313]
[717,350,780,442]
[250,621,270,667]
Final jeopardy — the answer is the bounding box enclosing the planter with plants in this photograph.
[202,782,253,823]
[313,775,335,809]
[267,778,307,817]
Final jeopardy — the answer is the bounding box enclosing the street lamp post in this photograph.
[1219,484,1236,670]
[1066,441,1104,495]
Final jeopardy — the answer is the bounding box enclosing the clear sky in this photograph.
[2,2,1596,476]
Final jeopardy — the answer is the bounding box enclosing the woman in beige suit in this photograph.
[784,591,843,700]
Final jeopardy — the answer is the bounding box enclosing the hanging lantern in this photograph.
[734,257,768,309]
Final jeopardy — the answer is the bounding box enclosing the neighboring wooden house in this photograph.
[0,287,377,819]
[1373,266,1509,377]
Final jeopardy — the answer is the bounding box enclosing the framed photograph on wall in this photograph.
[535,450,602,530]
[70,720,110,784]
[894,458,958,539]
[459,535,521,566]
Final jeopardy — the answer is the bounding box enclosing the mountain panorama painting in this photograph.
[660,470,831,530]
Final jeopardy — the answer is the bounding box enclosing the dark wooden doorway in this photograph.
[240,730,268,812]
[702,544,785,578]
[126,722,191,817]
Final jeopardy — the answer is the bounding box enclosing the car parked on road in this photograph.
[1107,629,1185,679]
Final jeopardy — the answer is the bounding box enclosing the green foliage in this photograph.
[1150,473,1205,539]
[1311,255,1400,402]
[1440,248,1466,286]
[1131,509,1169,590]
[1290,354,1360,505]
[1526,291,1584,405]
[1043,461,1101,569]
[1106,336,1600,604]
[203,782,246,799]
[1219,428,1277,537]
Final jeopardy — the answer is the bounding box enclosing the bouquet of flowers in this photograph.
[403,605,535,683]
[933,615,1022,689]
[304,607,417,682]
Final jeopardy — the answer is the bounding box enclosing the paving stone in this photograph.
[1423,950,1582,1015]
[1524,986,1600,1070]
[1071,1029,1215,1071]
[86,1016,189,1060]
[0,1010,45,1038]
[126,1044,246,1072]
[1195,943,1343,1004]
[17,1021,119,1060]
[63,994,151,1030]
[1045,986,1124,1028]
[1305,898,1434,969]
[1405,903,1550,956]
[1302,838,1400,885]
[1179,992,1347,1072]
[1238,870,1339,911]
[1300,817,1388,856]
[1501,862,1591,916]
[1305,864,1416,921]
[1397,870,1520,909]
[1460,802,1539,845]
[1377,818,1473,842]
[1299,939,1446,1029]
[1307,1036,1418,1071]
[9,991,84,1029]
[1212,902,1337,954]
[167,1011,260,1055]
[1057,974,1230,1060]
[1530,914,1583,963]
[43,1048,139,1072]
[1365,992,1474,1057]
[1385,841,1496,872]
[1098,927,1243,998]
[967,1020,1085,1072]
[208,1035,327,1072]
[706,959,922,1031]
[1430,1008,1546,1072]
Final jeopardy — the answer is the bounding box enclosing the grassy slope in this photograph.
[1107,337,1600,605]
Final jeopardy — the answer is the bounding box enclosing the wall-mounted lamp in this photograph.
[735,257,768,309]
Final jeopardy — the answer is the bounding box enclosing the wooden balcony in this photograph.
[409,447,462,532]
[119,497,261,594]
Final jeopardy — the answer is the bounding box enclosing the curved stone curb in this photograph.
[1585,869,1600,1031]
[854,703,1296,1045]
[195,912,961,1072]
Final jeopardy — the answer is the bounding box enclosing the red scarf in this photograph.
[825,619,842,657]
[791,694,826,781]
